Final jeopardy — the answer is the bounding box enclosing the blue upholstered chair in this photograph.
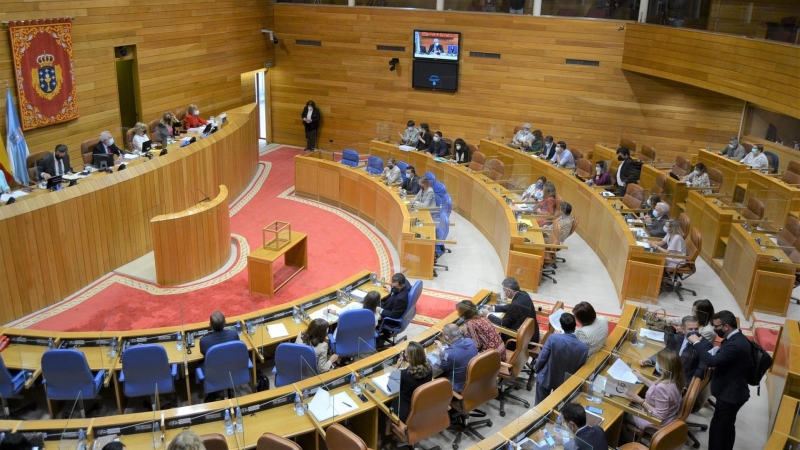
[432,181,447,207]
[196,341,252,397]
[366,156,384,175]
[0,354,33,418]
[273,343,319,388]
[434,211,452,276]
[120,345,178,410]
[341,149,360,167]
[379,280,422,346]
[41,349,106,418]
[396,161,409,182]
[328,309,378,358]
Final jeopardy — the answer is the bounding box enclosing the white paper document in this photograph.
[607,358,639,384]
[0,191,28,202]
[639,328,665,342]
[349,289,367,302]
[266,323,289,339]
[372,371,400,396]
[62,173,89,181]
[549,308,564,332]
[309,305,342,323]
[307,389,358,422]
[604,377,633,397]
[426,351,441,367]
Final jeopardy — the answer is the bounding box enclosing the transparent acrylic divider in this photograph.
[299,355,337,424]
[59,393,82,449]
[376,122,392,143]
[97,302,117,413]
[487,122,505,142]
[177,297,189,407]
[229,373,244,448]
[510,404,594,450]
[152,385,164,449]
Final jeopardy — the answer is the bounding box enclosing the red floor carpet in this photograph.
[22,146,388,332]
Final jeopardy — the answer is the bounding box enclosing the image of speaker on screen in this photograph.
[414,31,460,61]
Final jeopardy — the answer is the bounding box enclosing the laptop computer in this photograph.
[142,140,152,153]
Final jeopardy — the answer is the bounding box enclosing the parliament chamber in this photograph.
[1,0,800,448]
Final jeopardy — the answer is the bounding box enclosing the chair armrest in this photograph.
[196,367,205,381]
[363,388,401,423]
[171,364,178,379]
[11,370,27,393]
[248,359,254,369]
[24,368,41,389]
[506,338,518,348]
[328,333,337,349]
[119,370,125,383]
[451,391,463,401]
[492,324,517,338]
[380,316,403,329]
[94,370,107,391]
[500,361,513,369]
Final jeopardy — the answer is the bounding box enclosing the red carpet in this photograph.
[22,146,388,332]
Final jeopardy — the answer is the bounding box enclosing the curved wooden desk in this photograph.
[151,185,231,286]
[0,104,259,323]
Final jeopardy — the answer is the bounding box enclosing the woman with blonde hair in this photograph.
[532,181,557,226]
[155,111,177,145]
[184,103,208,129]
[131,122,150,153]
[623,348,684,440]
[394,341,432,422]
[167,430,205,450]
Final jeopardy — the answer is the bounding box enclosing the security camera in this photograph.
[261,29,278,44]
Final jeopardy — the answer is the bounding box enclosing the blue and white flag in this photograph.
[5,87,30,186]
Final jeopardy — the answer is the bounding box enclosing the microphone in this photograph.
[197,188,210,203]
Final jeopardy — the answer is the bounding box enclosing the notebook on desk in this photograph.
[372,371,400,396]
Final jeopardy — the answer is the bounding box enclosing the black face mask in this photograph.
[714,328,726,338]
[618,155,625,161]
[55,154,63,160]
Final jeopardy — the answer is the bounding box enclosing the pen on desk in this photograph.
[342,402,353,407]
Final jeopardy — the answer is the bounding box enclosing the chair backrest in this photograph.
[121,344,174,397]
[440,193,453,218]
[26,151,49,182]
[571,148,583,161]
[575,158,592,178]
[677,375,703,422]
[203,341,251,391]
[783,169,800,186]
[466,143,478,157]
[0,354,20,398]
[460,350,501,414]
[126,128,136,152]
[41,349,97,400]
[325,423,369,450]
[641,145,655,162]
[780,215,800,246]
[764,151,779,174]
[257,433,302,450]
[469,151,486,171]
[148,118,161,136]
[608,165,617,184]
[586,7,606,17]
[568,214,579,238]
[708,167,723,191]
[396,161,408,182]
[341,149,360,167]
[392,280,423,334]
[486,159,504,181]
[620,138,636,152]
[622,183,645,209]
[436,211,450,242]
[685,228,702,264]
[649,419,688,450]
[425,172,436,184]
[443,137,454,150]
[787,160,800,176]
[201,433,229,450]
[335,309,378,357]
[366,156,383,174]
[678,213,690,237]
[513,125,524,135]
[433,181,447,206]
[275,343,318,387]
[652,173,666,197]
[741,142,753,153]
[742,197,765,221]
[175,108,188,122]
[672,155,690,178]
[404,378,453,445]
[508,318,536,378]
[81,137,101,165]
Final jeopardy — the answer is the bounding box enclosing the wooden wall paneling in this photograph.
[318,164,341,204]
[339,169,360,214]
[358,177,377,223]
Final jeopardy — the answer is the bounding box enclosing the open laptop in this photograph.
[142,140,152,153]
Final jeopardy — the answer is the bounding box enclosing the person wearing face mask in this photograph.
[451,138,470,163]
[667,298,716,344]
[415,123,431,151]
[521,176,546,201]
[550,141,575,169]
[155,111,178,146]
[533,312,588,406]
[687,310,751,450]
[525,129,544,153]
[539,136,557,160]
[622,348,684,442]
[587,160,612,186]
[643,202,669,237]
[507,123,532,149]
[615,146,642,198]
[427,131,449,157]
[428,38,444,56]
[381,157,402,184]
[641,315,703,381]
[398,165,421,195]
[301,100,321,151]
[131,122,150,153]
[433,324,478,393]
[532,182,558,226]
[399,120,420,151]
[183,104,208,129]
[558,402,607,450]
[648,219,686,269]
[739,143,769,169]
[93,131,123,158]
[37,144,73,180]
[683,162,711,195]
[378,273,411,343]
[718,136,745,160]
[412,177,436,208]
[638,193,661,220]
[483,277,540,343]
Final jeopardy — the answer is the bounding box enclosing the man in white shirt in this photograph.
[739,144,769,170]
[381,157,402,184]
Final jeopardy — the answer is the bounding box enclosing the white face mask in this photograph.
[107,138,115,146]
[663,225,669,233]
[694,170,701,175]
[193,110,200,116]
[596,167,601,174]
[433,136,440,142]
[751,149,757,154]
[653,209,659,217]
[408,126,413,131]
[546,142,552,148]
[456,145,461,150]
[646,199,651,207]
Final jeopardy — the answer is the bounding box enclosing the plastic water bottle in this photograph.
[235,322,242,335]
[292,306,301,324]
[234,406,243,433]
[294,393,305,416]
[554,413,564,434]
[300,305,308,320]
[77,429,87,450]
[224,409,234,435]
[48,338,54,349]
[108,337,118,358]
[350,374,362,395]
[153,421,162,448]
[176,332,183,351]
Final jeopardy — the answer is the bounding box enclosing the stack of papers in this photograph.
[426,351,441,367]
[0,191,28,202]
[549,308,564,332]
[607,358,639,384]
[349,289,367,302]
[307,389,358,422]
[639,328,665,342]
[372,371,400,396]
[266,323,289,338]
[309,305,343,323]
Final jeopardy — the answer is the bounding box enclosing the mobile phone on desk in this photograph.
[586,405,603,415]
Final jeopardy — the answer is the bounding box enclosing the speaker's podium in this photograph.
[248,222,308,296]
[151,185,231,286]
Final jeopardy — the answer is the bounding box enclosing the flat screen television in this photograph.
[412,60,459,92]
[413,30,461,61]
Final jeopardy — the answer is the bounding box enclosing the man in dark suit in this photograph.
[533,313,589,405]
[642,315,703,381]
[378,273,411,344]
[93,131,123,157]
[427,131,449,157]
[36,144,73,181]
[486,277,540,343]
[199,311,240,356]
[688,310,751,450]
[428,38,444,55]
[398,165,421,195]
[560,402,607,450]
[643,202,669,238]
[616,146,641,198]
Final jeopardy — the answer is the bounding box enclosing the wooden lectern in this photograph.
[150,185,231,286]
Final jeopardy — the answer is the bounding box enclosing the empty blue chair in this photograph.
[434,211,452,276]
[329,309,378,358]
[0,354,32,418]
[41,349,105,418]
[196,341,252,396]
[396,161,409,182]
[425,172,436,184]
[433,181,447,207]
[366,156,383,175]
[120,345,178,410]
[273,343,319,387]
[379,280,422,346]
[341,149,360,167]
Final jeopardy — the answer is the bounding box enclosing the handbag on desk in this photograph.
[645,308,668,332]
